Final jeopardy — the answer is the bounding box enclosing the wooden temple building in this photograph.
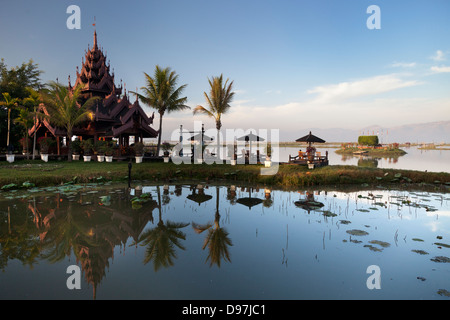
[29,31,158,156]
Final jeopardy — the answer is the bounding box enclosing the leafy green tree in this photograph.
[0,58,42,99]
[193,74,234,159]
[0,59,43,150]
[22,87,44,159]
[133,66,189,156]
[14,107,34,159]
[40,82,99,161]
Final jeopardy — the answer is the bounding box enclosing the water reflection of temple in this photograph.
[28,190,157,299]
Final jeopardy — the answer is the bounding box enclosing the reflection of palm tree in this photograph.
[138,185,188,271]
[0,204,41,270]
[192,187,232,267]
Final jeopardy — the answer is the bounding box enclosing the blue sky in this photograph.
[1,0,449,140]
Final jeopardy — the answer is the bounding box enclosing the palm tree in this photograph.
[193,74,235,160]
[14,107,34,159]
[133,66,189,156]
[40,82,99,161]
[22,87,42,160]
[0,92,19,152]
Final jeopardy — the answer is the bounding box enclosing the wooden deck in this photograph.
[288,152,329,168]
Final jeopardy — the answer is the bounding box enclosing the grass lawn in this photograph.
[0,159,449,190]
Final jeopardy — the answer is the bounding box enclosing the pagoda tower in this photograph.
[29,31,158,155]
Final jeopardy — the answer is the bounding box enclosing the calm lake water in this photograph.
[210,145,450,173]
[279,146,450,173]
[1,181,449,300]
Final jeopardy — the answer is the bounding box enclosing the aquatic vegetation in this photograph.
[434,242,450,249]
[412,250,429,255]
[346,229,369,236]
[437,289,450,297]
[430,256,450,263]
[322,210,337,217]
[369,240,390,248]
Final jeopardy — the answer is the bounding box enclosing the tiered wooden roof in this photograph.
[30,31,158,141]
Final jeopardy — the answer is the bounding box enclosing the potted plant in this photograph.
[94,140,106,162]
[104,141,114,162]
[161,141,172,163]
[71,138,81,160]
[133,141,145,163]
[38,136,52,162]
[20,137,31,155]
[80,138,93,162]
[306,145,316,169]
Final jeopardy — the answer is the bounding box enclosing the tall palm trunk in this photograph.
[216,121,221,161]
[157,111,164,156]
[7,108,11,151]
[67,130,73,162]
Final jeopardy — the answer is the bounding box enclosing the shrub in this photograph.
[38,136,53,154]
[132,142,145,156]
[71,138,81,154]
[358,135,379,146]
[80,139,93,155]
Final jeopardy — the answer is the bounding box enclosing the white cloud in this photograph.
[391,62,416,68]
[431,50,446,61]
[307,74,420,104]
[430,65,450,73]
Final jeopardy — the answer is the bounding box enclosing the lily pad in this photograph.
[437,289,450,297]
[434,242,450,249]
[22,181,35,188]
[322,211,337,217]
[430,256,450,263]
[364,245,382,252]
[1,183,17,190]
[369,240,390,248]
[412,250,428,255]
[346,229,369,236]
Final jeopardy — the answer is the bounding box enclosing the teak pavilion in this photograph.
[29,31,158,156]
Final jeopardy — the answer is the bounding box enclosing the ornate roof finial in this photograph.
[92,17,98,50]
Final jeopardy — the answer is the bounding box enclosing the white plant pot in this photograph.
[135,156,143,163]
[265,160,272,168]
[230,159,236,166]
[105,156,113,162]
[163,156,170,163]
[83,155,91,162]
[6,154,15,163]
[41,154,49,162]
[97,155,105,162]
[308,163,315,169]
[72,154,80,161]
